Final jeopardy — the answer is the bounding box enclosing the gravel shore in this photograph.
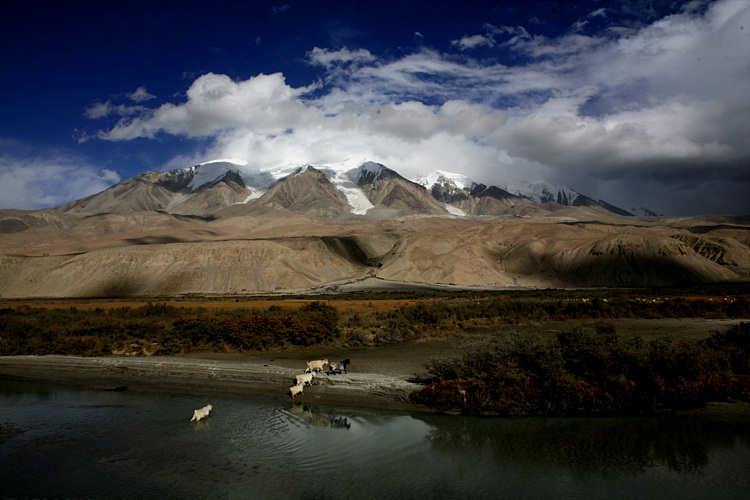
[0,344,444,412]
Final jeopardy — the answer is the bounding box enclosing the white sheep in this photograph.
[296,372,316,386]
[305,359,328,373]
[289,383,305,399]
[190,404,212,422]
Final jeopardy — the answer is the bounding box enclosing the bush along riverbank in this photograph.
[409,322,750,416]
[2,288,749,356]
[0,301,339,356]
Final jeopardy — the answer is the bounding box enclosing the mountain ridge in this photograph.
[55,158,642,219]
[2,158,747,298]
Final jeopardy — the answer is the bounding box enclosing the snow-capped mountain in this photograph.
[11,158,748,299]
[182,158,384,215]
[253,165,352,218]
[413,170,636,217]
[58,158,642,219]
[60,162,252,215]
[413,170,475,215]
[497,180,633,216]
[414,170,475,194]
[501,180,582,205]
[414,170,534,216]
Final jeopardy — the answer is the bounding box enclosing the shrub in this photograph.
[0,302,342,356]
[411,323,750,416]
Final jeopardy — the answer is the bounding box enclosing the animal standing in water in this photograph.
[190,404,213,422]
[289,384,305,399]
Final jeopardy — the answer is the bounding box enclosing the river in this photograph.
[2,378,749,499]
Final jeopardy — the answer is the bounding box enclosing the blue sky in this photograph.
[1,0,749,215]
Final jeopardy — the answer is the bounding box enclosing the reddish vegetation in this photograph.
[3,288,750,417]
[0,298,417,314]
[410,323,750,416]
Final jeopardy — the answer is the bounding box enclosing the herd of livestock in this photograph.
[289,358,351,399]
[189,358,352,422]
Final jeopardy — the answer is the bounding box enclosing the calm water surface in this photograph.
[1,378,749,499]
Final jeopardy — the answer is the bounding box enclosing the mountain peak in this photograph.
[415,170,476,191]
[57,157,648,219]
[357,161,394,185]
[501,180,581,205]
[185,160,249,191]
[256,164,350,217]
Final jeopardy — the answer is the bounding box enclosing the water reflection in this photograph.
[191,417,211,430]
[415,412,750,474]
[285,403,351,429]
[2,378,750,500]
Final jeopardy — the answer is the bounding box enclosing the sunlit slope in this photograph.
[1,209,748,297]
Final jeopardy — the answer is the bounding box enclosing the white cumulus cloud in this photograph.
[127,87,156,102]
[451,34,495,50]
[0,139,121,210]
[307,47,376,67]
[84,0,750,215]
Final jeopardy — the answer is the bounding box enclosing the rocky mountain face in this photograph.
[55,159,642,219]
[1,159,748,298]
[415,171,638,217]
[356,162,448,216]
[59,168,251,216]
[256,166,351,218]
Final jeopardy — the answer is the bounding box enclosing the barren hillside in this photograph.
[1,202,749,297]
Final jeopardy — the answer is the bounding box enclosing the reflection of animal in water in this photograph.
[327,359,350,375]
[288,403,351,429]
[305,359,328,373]
[191,404,212,422]
[288,403,327,426]
[295,372,316,386]
[289,383,305,399]
[330,416,351,429]
[192,418,211,430]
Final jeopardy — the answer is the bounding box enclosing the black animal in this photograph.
[327,358,351,375]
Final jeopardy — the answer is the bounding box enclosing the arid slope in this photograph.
[1,204,749,297]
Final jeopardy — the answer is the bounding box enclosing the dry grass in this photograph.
[0,297,419,313]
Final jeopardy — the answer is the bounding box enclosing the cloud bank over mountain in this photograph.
[2,0,748,215]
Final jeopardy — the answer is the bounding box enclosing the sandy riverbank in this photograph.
[3,350,750,420]
[0,341,453,412]
[3,318,750,418]
[5,352,750,420]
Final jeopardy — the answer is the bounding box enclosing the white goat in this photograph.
[305,359,328,373]
[190,404,212,422]
[296,372,316,386]
[289,383,305,399]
